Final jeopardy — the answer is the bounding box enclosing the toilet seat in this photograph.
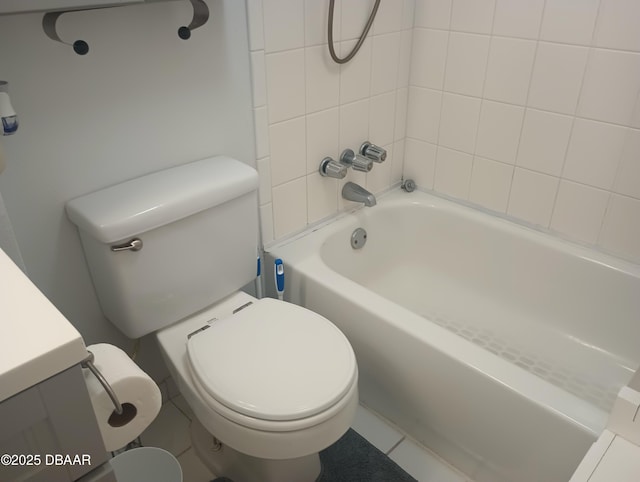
[186,298,357,426]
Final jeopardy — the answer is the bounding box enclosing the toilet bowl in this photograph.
[65,157,359,481]
[156,291,359,481]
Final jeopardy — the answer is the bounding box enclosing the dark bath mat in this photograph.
[211,429,416,482]
[318,428,417,482]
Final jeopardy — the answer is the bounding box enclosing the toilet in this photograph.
[66,156,359,482]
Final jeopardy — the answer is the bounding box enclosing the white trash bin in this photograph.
[110,447,182,482]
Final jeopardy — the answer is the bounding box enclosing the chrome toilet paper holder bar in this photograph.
[82,351,124,415]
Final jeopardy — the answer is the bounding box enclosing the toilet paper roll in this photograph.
[83,343,162,452]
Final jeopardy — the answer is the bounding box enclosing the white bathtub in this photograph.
[267,188,640,482]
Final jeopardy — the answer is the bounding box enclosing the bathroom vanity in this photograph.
[0,248,112,481]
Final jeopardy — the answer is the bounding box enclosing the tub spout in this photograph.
[342,182,376,207]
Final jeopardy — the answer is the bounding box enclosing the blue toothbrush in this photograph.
[274,258,284,301]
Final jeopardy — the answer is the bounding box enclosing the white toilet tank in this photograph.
[66,157,259,338]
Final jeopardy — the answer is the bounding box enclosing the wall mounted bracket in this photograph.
[42,11,90,55]
[42,0,210,55]
[178,0,209,40]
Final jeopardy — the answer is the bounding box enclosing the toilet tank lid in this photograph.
[66,156,259,243]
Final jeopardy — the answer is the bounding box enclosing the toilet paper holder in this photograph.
[82,350,124,415]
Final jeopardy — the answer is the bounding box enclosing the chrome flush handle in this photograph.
[110,238,143,252]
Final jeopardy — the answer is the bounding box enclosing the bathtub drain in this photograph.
[351,228,367,249]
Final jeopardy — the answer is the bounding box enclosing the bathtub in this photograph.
[267,188,640,482]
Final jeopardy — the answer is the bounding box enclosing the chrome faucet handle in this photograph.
[360,141,387,163]
[340,149,373,172]
[319,157,347,179]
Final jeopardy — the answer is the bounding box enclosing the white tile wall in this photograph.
[434,147,473,198]
[253,0,640,263]
[391,140,406,182]
[593,0,640,52]
[256,157,272,204]
[305,0,339,47]
[373,0,404,35]
[250,1,414,242]
[483,37,536,105]
[410,28,448,90]
[599,194,640,261]
[305,46,340,114]
[341,0,377,41]
[577,49,640,126]
[306,108,340,174]
[540,0,599,46]
[414,0,451,30]
[632,95,640,129]
[468,156,513,213]
[272,177,307,239]
[397,30,414,87]
[250,51,267,107]
[253,106,270,158]
[339,39,373,104]
[307,172,338,223]
[516,109,572,176]
[475,100,524,164]
[406,87,442,143]
[507,168,559,227]
[550,180,609,244]
[527,43,589,115]
[369,92,396,146]
[444,33,490,97]
[404,138,437,188]
[339,99,370,151]
[613,128,640,199]
[269,117,307,186]
[263,0,304,53]
[371,33,402,95]
[438,93,481,153]
[259,203,274,245]
[450,0,495,35]
[492,0,544,40]
[563,119,627,190]
[265,49,306,123]
[405,0,640,263]
[394,88,409,141]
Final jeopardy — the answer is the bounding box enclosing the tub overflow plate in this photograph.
[351,228,367,249]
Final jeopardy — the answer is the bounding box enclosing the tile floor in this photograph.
[140,394,472,482]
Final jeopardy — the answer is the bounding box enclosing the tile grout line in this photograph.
[169,396,193,422]
[385,436,406,456]
[175,446,192,459]
[468,0,500,202]
[506,0,548,216]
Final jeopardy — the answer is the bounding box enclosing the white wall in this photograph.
[246,0,415,245]
[0,0,255,380]
[406,0,640,263]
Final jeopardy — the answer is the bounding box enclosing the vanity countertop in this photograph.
[0,248,86,402]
